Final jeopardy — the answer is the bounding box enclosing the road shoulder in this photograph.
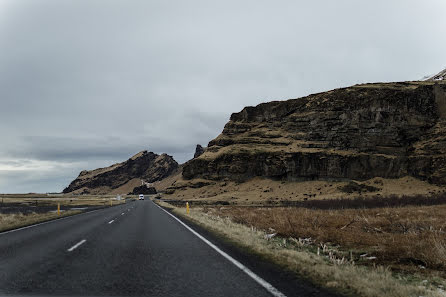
[154,199,340,297]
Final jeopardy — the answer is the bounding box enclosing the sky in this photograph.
[0,0,445,193]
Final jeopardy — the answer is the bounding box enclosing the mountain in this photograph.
[183,80,446,185]
[63,151,178,194]
[424,68,446,81]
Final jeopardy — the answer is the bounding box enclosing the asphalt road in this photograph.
[0,200,336,297]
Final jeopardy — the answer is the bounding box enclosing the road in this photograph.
[0,200,335,297]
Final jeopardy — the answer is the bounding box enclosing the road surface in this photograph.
[0,200,335,297]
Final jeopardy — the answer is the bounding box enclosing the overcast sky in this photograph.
[0,0,445,193]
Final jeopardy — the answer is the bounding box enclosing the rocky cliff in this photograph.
[63,151,178,194]
[183,81,446,184]
[193,144,206,158]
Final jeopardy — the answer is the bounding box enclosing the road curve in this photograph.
[0,200,336,297]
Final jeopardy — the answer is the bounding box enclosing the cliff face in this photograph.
[193,144,206,158]
[63,151,178,194]
[183,81,446,184]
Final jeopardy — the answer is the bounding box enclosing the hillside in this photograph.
[63,151,178,194]
[183,81,446,186]
[424,67,446,81]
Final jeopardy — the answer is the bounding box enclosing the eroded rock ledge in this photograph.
[183,81,446,184]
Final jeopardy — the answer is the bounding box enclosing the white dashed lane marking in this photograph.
[67,239,86,252]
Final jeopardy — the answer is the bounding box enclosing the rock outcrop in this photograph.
[129,185,157,195]
[183,81,446,184]
[194,144,205,158]
[63,151,178,194]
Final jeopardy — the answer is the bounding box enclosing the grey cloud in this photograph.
[1,0,446,193]
[7,135,197,163]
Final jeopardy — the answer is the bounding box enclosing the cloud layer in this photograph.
[1,0,446,193]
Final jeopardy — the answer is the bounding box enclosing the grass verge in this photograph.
[155,200,446,297]
[208,205,446,276]
[0,211,82,233]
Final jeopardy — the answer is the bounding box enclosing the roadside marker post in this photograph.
[110,200,113,207]
[186,202,190,214]
[57,203,60,216]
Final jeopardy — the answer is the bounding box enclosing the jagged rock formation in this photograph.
[183,81,446,184]
[194,144,206,158]
[128,185,157,195]
[63,151,178,194]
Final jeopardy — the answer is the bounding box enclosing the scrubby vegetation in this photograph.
[276,192,446,209]
[159,199,446,297]
[338,181,380,194]
[0,211,81,232]
[207,204,446,277]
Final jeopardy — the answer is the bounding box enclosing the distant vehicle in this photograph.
[138,194,144,200]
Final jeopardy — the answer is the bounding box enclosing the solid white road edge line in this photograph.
[152,201,287,297]
[0,204,126,236]
[108,220,115,224]
[67,239,86,252]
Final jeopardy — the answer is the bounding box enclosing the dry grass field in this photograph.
[0,194,131,232]
[159,176,446,206]
[0,194,128,207]
[159,201,445,297]
[0,211,81,232]
[156,193,446,297]
[204,204,446,278]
